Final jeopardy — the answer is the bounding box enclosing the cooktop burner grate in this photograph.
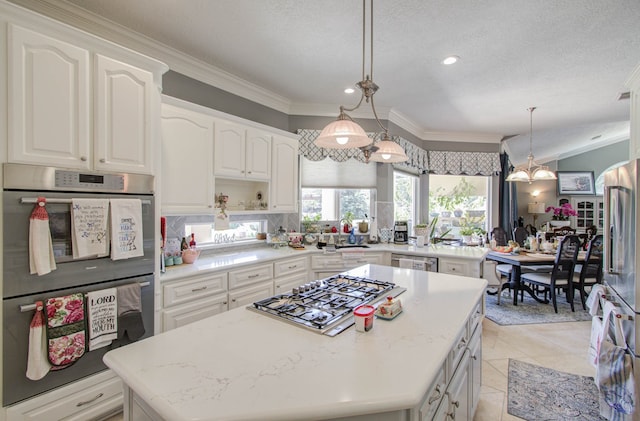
[250,274,400,334]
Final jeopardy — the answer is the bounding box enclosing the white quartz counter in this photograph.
[161,243,489,282]
[105,265,487,421]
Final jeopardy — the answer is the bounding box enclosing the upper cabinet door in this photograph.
[271,135,299,212]
[214,120,246,177]
[161,104,215,214]
[245,129,271,180]
[8,24,91,169]
[94,55,154,174]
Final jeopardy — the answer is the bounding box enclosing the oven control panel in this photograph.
[55,170,125,191]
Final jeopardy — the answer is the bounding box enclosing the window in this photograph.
[394,171,418,224]
[185,220,267,246]
[428,175,489,239]
[301,188,374,222]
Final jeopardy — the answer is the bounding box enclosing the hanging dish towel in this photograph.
[596,303,636,419]
[26,301,51,380]
[29,197,56,276]
[71,198,110,258]
[110,199,144,260]
[45,293,86,369]
[116,283,145,342]
[86,288,117,351]
[586,284,608,316]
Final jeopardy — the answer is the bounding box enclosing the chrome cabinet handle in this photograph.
[76,393,103,407]
[447,399,460,420]
[80,156,87,161]
[248,274,260,278]
[457,338,467,349]
[427,383,442,404]
[191,286,207,292]
[99,158,106,163]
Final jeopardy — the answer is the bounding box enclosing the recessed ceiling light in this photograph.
[344,87,355,94]
[442,55,459,65]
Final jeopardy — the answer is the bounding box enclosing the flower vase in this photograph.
[549,220,569,228]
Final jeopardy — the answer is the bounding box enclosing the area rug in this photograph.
[508,359,605,420]
[485,291,592,326]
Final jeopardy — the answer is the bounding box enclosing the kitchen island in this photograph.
[104,265,487,420]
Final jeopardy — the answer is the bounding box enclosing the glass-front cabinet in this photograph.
[570,197,603,232]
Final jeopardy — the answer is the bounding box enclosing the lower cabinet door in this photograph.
[228,280,274,309]
[431,391,450,421]
[162,292,228,331]
[446,350,471,421]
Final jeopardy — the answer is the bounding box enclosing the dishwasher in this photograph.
[390,253,438,272]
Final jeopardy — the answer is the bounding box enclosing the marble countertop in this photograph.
[161,243,489,282]
[104,264,487,421]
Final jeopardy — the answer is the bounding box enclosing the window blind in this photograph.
[301,157,377,188]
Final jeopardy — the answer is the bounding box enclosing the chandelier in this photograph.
[506,107,557,183]
[314,0,408,163]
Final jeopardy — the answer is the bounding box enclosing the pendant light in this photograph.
[506,107,557,183]
[315,0,408,163]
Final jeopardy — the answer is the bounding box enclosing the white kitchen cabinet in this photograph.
[270,135,299,212]
[161,271,228,331]
[445,349,471,421]
[160,103,215,214]
[5,370,122,421]
[8,24,90,169]
[274,255,309,293]
[7,23,163,174]
[228,280,274,309]
[94,54,155,174]
[228,262,274,290]
[468,323,482,416]
[214,120,271,180]
[311,252,385,279]
[438,257,481,278]
[627,64,640,160]
[162,293,229,331]
[570,197,604,233]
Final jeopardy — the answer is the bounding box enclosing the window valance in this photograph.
[297,129,501,176]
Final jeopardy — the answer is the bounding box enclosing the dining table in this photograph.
[485,249,585,306]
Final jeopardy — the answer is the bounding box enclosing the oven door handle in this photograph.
[20,197,152,205]
[18,281,151,312]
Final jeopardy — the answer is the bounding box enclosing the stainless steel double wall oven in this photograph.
[2,164,155,406]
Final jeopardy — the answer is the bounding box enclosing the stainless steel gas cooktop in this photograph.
[248,275,406,336]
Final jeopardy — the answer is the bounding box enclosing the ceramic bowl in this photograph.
[182,249,200,264]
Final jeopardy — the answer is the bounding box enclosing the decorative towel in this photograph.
[586,284,608,316]
[29,197,56,276]
[86,288,117,351]
[596,304,636,418]
[26,301,51,380]
[110,199,144,260]
[71,199,110,258]
[117,283,145,342]
[45,293,86,368]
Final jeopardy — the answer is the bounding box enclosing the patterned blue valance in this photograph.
[297,129,501,176]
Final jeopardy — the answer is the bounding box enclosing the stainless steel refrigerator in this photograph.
[603,158,639,417]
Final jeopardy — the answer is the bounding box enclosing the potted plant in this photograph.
[302,214,321,233]
[414,223,429,237]
[459,225,476,244]
[341,211,355,233]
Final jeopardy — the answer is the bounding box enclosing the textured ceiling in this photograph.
[34,0,640,165]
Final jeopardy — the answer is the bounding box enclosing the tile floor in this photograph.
[104,315,593,421]
[475,316,593,420]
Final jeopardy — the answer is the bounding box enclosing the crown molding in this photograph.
[419,130,503,143]
[7,0,293,114]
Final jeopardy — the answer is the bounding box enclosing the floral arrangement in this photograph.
[545,203,577,220]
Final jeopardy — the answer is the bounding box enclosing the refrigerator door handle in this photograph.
[605,185,625,275]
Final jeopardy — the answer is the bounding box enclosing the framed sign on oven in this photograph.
[556,171,595,195]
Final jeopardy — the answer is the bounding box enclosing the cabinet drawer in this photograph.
[311,255,347,269]
[275,272,309,294]
[6,371,122,421]
[228,263,274,289]
[162,292,228,331]
[163,272,227,307]
[418,363,447,421]
[274,256,308,277]
[468,299,483,336]
[438,259,468,276]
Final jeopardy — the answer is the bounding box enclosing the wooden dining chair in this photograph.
[490,227,508,246]
[552,226,576,236]
[513,226,528,247]
[572,234,603,310]
[483,260,508,305]
[520,235,581,313]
